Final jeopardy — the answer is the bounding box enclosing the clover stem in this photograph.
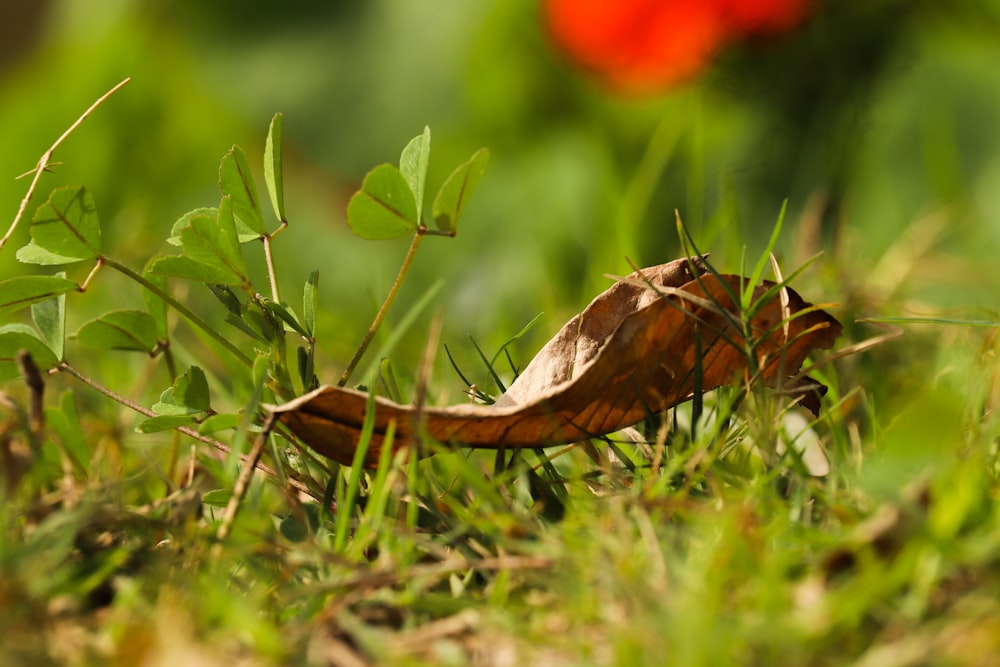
[101,256,253,368]
[262,224,285,303]
[78,258,104,292]
[338,231,424,387]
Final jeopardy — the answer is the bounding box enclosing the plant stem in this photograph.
[78,258,104,291]
[262,221,287,303]
[101,256,253,368]
[56,361,312,495]
[58,361,225,448]
[215,412,275,546]
[338,231,423,387]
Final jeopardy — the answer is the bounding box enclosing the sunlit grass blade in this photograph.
[743,200,786,310]
[488,312,543,370]
[333,388,379,554]
[467,333,507,394]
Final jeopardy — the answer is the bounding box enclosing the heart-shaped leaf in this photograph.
[153,198,250,288]
[180,199,249,282]
[346,163,419,240]
[153,366,211,416]
[76,310,160,353]
[431,148,489,235]
[0,324,61,381]
[167,207,218,246]
[0,275,77,316]
[17,186,102,265]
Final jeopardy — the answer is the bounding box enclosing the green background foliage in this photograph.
[3,1,1000,362]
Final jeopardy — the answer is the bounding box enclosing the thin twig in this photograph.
[215,411,277,545]
[78,257,104,292]
[262,236,280,303]
[261,221,287,303]
[2,78,131,252]
[338,231,424,386]
[56,361,312,495]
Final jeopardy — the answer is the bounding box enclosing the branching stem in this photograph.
[338,231,424,386]
[56,361,311,494]
[261,221,287,303]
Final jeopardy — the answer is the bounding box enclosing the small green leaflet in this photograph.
[346,163,419,240]
[166,207,218,247]
[149,255,240,285]
[17,185,102,265]
[399,126,431,220]
[219,145,266,237]
[151,199,250,288]
[303,270,318,337]
[264,112,285,222]
[0,275,77,316]
[432,148,489,235]
[136,414,198,433]
[31,285,66,360]
[180,198,250,281]
[198,413,243,434]
[152,366,211,416]
[76,310,160,353]
[0,324,60,382]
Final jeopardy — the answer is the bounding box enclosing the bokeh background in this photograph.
[2,0,1000,406]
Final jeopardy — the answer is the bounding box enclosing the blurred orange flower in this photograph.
[545,0,814,90]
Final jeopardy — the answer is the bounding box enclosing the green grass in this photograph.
[3,294,1000,665]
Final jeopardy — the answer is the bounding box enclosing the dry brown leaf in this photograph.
[269,257,842,466]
